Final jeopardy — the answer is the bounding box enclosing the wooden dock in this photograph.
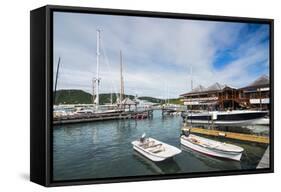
[53,110,153,125]
[183,127,269,144]
[257,146,270,169]
[161,107,185,116]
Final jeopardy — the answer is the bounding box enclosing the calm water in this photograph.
[53,110,268,181]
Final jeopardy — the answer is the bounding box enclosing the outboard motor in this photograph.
[181,128,190,137]
[140,133,146,143]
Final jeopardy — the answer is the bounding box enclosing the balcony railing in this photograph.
[183,97,218,102]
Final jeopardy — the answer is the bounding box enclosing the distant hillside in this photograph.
[54,89,135,105]
[54,89,182,105]
[168,98,184,105]
[138,96,164,104]
[54,90,92,104]
[137,97,183,105]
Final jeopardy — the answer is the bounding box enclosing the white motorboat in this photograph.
[249,117,269,125]
[180,130,244,161]
[182,110,268,126]
[132,134,181,162]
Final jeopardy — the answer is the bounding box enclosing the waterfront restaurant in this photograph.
[180,83,243,111]
[239,75,270,110]
[180,75,269,111]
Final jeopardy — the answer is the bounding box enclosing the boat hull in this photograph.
[180,136,243,161]
[183,111,268,126]
[133,146,167,162]
[249,117,269,125]
[185,118,267,126]
[132,138,181,162]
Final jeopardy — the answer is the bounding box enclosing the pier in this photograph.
[53,110,153,125]
[182,127,269,144]
[161,106,186,116]
[257,146,270,169]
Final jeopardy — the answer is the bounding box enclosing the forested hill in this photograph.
[54,89,182,105]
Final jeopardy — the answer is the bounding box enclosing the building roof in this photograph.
[249,75,269,87]
[180,82,236,97]
[120,97,137,105]
[206,83,226,91]
[241,75,269,89]
[191,85,206,93]
[180,74,269,97]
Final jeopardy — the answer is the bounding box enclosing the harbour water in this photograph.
[53,110,268,181]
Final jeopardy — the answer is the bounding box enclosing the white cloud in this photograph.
[53,12,269,98]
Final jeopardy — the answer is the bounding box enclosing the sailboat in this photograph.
[91,30,129,113]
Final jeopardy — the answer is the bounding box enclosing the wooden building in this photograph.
[180,75,269,111]
[180,83,243,111]
[239,75,270,110]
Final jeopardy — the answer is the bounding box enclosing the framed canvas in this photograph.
[30,5,274,187]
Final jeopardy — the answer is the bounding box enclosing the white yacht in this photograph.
[182,110,268,126]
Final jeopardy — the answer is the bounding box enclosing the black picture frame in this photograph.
[30,5,274,187]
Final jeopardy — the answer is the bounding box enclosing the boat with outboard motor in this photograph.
[180,129,244,161]
[132,133,181,162]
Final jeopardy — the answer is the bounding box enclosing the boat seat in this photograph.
[148,144,165,153]
[139,140,156,148]
[148,143,163,148]
[188,137,200,144]
[149,148,164,153]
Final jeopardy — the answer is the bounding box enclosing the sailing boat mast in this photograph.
[95,29,101,109]
[164,81,167,104]
[190,66,193,112]
[54,57,61,105]
[110,87,113,105]
[119,50,124,103]
[190,66,193,91]
[167,84,170,105]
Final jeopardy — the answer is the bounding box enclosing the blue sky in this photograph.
[53,12,270,98]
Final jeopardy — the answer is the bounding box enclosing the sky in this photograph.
[53,12,270,99]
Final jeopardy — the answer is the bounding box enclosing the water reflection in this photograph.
[133,151,181,174]
[180,146,242,170]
